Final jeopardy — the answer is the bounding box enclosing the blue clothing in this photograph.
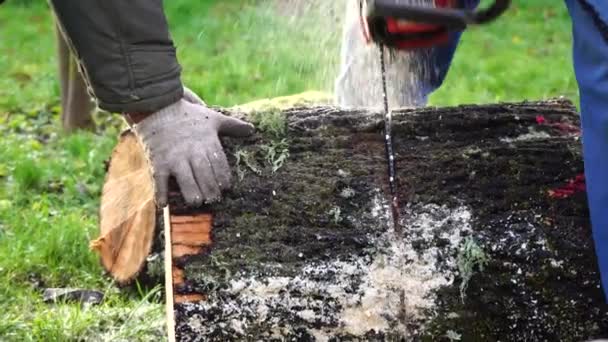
[565,0,608,300]
[423,0,608,299]
[422,0,480,94]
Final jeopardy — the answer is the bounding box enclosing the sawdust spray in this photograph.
[266,0,347,95]
[266,0,436,109]
[335,0,438,109]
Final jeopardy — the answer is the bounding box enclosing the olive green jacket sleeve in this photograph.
[49,0,184,113]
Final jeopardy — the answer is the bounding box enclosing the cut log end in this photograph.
[94,131,156,284]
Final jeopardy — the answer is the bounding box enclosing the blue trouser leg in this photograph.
[420,0,481,95]
[565,0,608,300]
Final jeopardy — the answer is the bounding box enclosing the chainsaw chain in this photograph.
[379,45,401,231]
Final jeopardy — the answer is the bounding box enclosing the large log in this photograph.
[99,99,607,341]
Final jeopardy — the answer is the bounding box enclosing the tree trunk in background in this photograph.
[158,99,606,341]
[54,23,96,132]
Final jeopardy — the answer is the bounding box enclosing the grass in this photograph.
[0,0,575,340]
[431,2,577,106]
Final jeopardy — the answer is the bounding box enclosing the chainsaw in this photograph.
[361,0,511,49]
[359,0,511,231]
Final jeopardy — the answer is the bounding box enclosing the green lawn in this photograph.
[432,2,577,106]
[0,0,576,340]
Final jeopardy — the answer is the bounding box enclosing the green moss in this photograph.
[235,149,263,181]
[457,237,489,303]
[249,109,287,140]
[260,139,290,173]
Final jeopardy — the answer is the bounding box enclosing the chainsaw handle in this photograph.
[470,0,512,25]
[366,0,511,30]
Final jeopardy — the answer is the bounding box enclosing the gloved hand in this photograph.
[132,98,254,207]
[183,87,206,106]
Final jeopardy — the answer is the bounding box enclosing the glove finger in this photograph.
[209,141,232,190]
[183,87,206,106]
[172,161,204,207]
[154,171,170,208]
[217,115,255,137]
[191,156,221,202]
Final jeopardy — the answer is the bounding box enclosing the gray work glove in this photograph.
[133,98,254,207]
[183,87,206,106]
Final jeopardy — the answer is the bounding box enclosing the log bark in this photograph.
[100,99,607,341]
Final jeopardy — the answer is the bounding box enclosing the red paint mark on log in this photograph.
[536,115,546,125]
[536,115,581,135]
[548,174,586,199]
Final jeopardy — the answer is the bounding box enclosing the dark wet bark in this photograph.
[160,99,605,341]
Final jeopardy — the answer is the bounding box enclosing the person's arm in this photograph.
[48,0,183,114]
[49,0,255,207]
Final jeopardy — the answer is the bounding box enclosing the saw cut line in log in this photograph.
[99,99,606,341]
